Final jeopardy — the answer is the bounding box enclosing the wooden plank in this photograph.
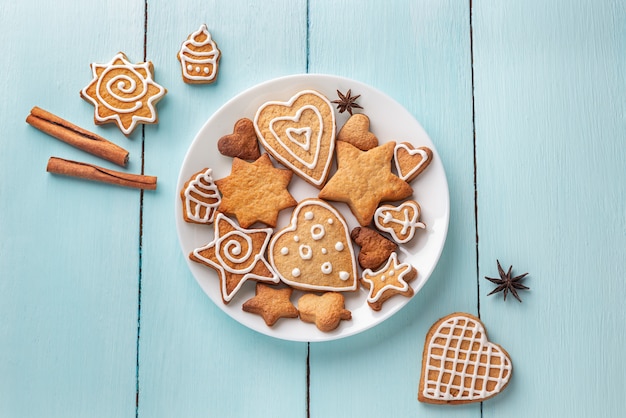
[137,1,309,417]
[473,0,626,416]
[307,1,479,416]
[0,1,145,416]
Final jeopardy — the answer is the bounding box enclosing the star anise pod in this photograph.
[485,260,529,302]
[331,89,363,115]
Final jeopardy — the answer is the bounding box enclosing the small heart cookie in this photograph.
[394,143,433,182]
[298,292,351,332]
[337,114,378,150]
[269,199,357,292]
[217,118,261,161]
[374,200,425,244]
[418,313,513,404]
[254,90,336,188]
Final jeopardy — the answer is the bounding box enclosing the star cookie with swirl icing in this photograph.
[80,52,167,136]
[190,213,279,304]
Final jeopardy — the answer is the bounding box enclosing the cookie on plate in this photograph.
[319,141,413,226]
[177,24,220,84]
[242,283,299,326]
[190,213,279,304]
[418,312,513,404]
[269,198,358,292]
[350,226,397,270]
[217,118,261,161]
[394,142,433,183]
[361,252,417,311]
[373,200,425,244]
[80,52,167,136]
[336,114,378,150]
[254,90,336,188]
[180,167,221,224]
[216,154,297,228]
[297,292,351,332]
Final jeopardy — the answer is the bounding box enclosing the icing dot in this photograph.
[203,67,210,74]
[381,275,386,282]
[299,244,313,260]
[339,271,350,281]
[304,211,314,220]
[117,81,125,89]
[187,64,193,71]
[195,66,201,72]
[293,235,300,243]
[389,269,395,277]
[321,262,333,275]
[321,248,328,254]
[280,247,289,255]
[311,224,325,240]
[327,218,334,224]
[292,268,301,277]
[335,242,344,252]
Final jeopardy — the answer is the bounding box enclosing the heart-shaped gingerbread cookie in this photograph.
[418,313,512,404]
[337,114,378,150]
[394,143,433,183]
[217,118,261,161]
[254,90,336,188]
[374,200,425,244]
[269,199,357,292]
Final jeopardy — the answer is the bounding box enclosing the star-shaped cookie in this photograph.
[242,283,299,326]
[319,141,413,226]
[216,154,297,228]
[80,52,167,136]
[361,252,417,311]
[189,213,279,304]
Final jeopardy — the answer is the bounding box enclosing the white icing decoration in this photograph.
[81,52,166,135]
[292,268,301,277]
[327,218,333,224]
[311,224,325,240]
[179,24,220,81]
[321,262,333,275]
[334,242,344,252]
[339,271,350,281]
[286,127,312,151]
[374,201,425,244]
[304,211,314,220]
[293,235,299,242]
[253,90,336,187]
[394,143,430,181]
[191,214,279,302]
[321,248,327,254]
[183,168,220,223]
[421,314,512,402]
[361,253,413,303]
[280,247,289,255]
[299,244,313,260]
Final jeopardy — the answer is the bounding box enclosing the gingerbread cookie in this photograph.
[336,114,378,150]
[374,200,425,244]
[189,213,279,304]
[361,252,417,311]
[242,283,299,326]
[254,90,336,188]
[350,227,397,270]
[80,52,167,136]
[216,154,297,228]
[418,312,512,404]
[177,24,220,84]
[298,292,351,332]
[394,143,433,182]
[319,141,413,226]
[269,198,357,292]
[180,167,220,224]
[217,118,261,161]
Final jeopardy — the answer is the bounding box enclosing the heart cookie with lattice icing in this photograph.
[254,90,336,188]
[418,312,513,404]
[269,199,357,292]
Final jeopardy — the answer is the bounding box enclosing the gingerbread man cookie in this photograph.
[361,252,417,311]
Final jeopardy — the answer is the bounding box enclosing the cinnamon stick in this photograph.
[27,107,129,167]
[47,157,157,190]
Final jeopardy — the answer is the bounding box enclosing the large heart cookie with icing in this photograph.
[269,199,357,292]
[418,312,513,404]
[254,90,336,188]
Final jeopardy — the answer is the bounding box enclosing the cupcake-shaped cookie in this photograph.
[181,168,221,224]
[177,24,221,84]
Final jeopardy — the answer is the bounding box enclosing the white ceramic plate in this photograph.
[176,74,449,342]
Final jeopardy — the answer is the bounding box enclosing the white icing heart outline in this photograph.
[374,201,425,244]
[394,143,430,181]
[254,90,336,186]
[285,126,312,151]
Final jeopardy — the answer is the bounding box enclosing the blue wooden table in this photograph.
[2,1,625,416]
